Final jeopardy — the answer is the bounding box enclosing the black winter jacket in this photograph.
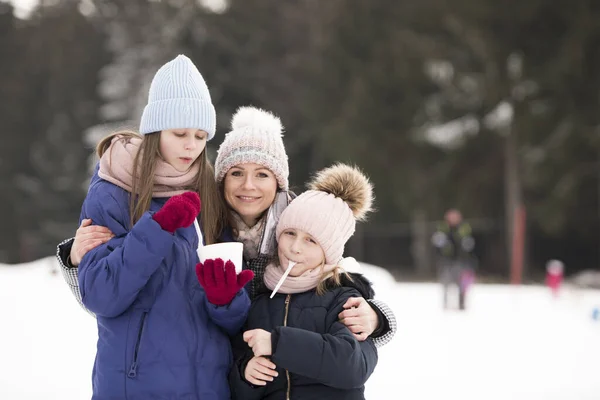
[230,273,378,400]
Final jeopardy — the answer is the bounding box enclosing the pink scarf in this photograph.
[263,262,338,294]
[98,135,199,197]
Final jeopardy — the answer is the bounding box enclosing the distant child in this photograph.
[229,164,379,400]
[545,259,564,298]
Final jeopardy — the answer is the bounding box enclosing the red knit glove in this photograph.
[152,192,200,234]
[196,258,254,306]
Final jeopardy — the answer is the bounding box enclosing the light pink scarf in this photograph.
[98,135,199,197]
[263,262,338,294]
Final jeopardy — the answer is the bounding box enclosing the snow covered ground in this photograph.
[1,257,599,399]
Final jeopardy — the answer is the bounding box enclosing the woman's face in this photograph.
[277,228,325,277]
[223,163,278,226]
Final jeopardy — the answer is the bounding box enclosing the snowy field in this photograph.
[1,257,599,400]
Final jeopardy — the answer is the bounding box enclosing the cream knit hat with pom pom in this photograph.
[215,106,289,190]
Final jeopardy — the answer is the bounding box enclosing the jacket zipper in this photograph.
[284,294,291,400]
[128,311,148,378]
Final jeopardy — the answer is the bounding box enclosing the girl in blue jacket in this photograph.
[78,54,253,399]
[230,164,379,400]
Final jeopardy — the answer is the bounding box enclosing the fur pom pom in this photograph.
[231,106,283,136]
[308,163,374,221]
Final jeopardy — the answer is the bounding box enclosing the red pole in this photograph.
[510,205,526,284]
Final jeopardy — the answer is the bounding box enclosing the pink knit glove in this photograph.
[152,192,200,233]
[196,258,254,306]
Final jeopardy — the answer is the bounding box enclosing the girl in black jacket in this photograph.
[230,163,379,400]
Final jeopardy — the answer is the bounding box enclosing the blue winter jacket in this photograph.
[78,170,250,400]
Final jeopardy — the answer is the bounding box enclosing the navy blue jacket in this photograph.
[78,170,250,399]
[230,273,378,399]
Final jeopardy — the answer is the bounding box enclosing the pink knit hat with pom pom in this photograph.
[276,164,374,264]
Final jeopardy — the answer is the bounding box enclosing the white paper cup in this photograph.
[197,242,244,274]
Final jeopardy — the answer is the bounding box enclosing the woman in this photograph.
[57,106,397,347]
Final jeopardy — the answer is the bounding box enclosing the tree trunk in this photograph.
[504,118,524,281]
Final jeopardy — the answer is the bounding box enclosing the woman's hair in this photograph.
[219,182,237,236]
[96,130,228,244]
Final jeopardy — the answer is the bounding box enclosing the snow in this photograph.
[484,101,514,131]
[8,0,38,19]
[424,115,480,150]
[1,257,599,399]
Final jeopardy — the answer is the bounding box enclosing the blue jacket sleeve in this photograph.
[203,289,251,336]
[270,288,378,389]
[78,190,175,318]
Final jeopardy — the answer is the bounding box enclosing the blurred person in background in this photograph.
[431,209,476,310]
[545,259,564,299]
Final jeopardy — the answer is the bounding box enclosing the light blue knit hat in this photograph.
[139,54,216,140]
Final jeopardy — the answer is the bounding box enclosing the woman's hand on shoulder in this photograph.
[70,219,114,266]
[338,296,378,341]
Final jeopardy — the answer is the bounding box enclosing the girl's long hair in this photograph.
[97,130,228,244]
[316,262,354,296]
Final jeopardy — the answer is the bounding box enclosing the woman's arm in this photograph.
[336,269,397,347]
[55,221,114,316]
[56,238,92,316]
[339,296,397,347]
[70,218,114,266]
[368,299,397,347]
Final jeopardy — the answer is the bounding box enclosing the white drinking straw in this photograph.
[194,219,204,262]
[270,261,297,298]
